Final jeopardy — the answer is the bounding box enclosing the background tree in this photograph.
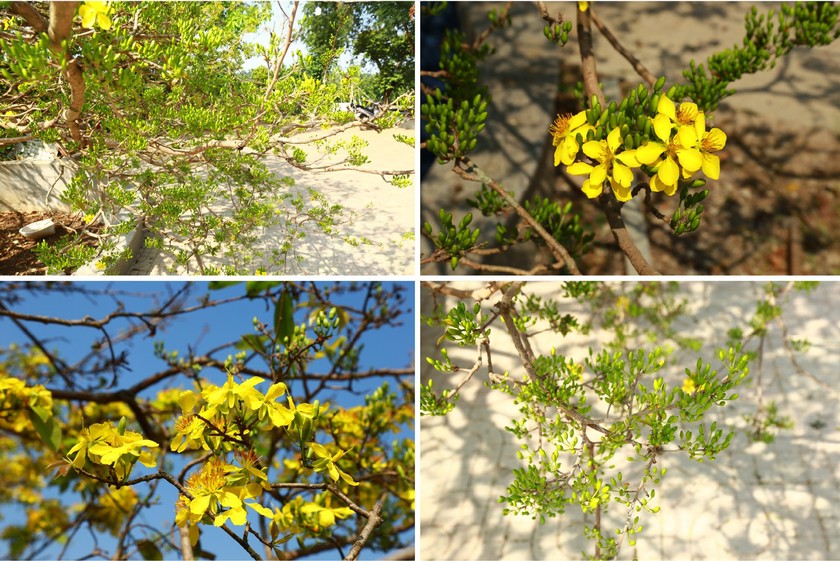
[0,1,413,274]
[299,1,414,102]
[0,281,415,560]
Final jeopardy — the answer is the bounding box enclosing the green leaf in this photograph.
[275,288,295,344]
[136,539,163,560]
[207,281,241,291]
[28,407,62,452]
[245,281,282,298]
[237,333,269,352]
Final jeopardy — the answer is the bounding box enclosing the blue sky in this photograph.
[0,280,415,560]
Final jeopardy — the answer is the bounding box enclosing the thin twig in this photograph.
[590,9,657,87]
[454,157,582,274]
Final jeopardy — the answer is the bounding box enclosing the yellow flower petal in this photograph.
[616,150,639,168]
[675,101,698,125]
[582,139,606,162]
[675,125,698,149]
[568,111,588,129]
[657,95,676,121]
[79,5,97,28]
[566,161,594,176]
[612,161,634,188]
[590,163,608,185]
[554,137,580,166]
[636,141,664,165]
[676,147,702,174]
[189,494,211,516]
[652,113,673,143]
[610,180,633,202]
[581,179,602,199]
[701,152,721,180]
[606,127,622,153]
[97,13,112,31]
[650,174,677,195]
[703,128,727,151]
[658,156,680,186]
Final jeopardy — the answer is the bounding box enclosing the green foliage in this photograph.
[674,2,840,112]
[299,2,414,99]
[2,1,412,274]
[522,198,595,258]
[744,400,794,443]
[32,237,99,275]
[423,210,481,270]
[423,91,488,162]
[420,379,458,417]
[423,282,811,559]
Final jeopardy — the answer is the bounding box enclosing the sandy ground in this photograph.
[420,282,840,560]
[126,122,415,276]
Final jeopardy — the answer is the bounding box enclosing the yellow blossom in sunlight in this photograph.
[682,378,706,395]
[578,2,590,12]
[79,1,112,30]
[550,111,594,166]
[566,127,640,202]
[183,458,246,527]
[636,123,700,195]
[641,95,727,185]
[686,112,727,180]
[300,494,353,528]
[308,442,359,486]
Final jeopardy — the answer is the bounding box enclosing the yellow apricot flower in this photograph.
[79,1,112,30]
[550,111,594,166]
[636,123,701,195]
[300,494,353,528]
[654,95,699,133]
[566,127,640,202]
[682,378,706,394]
[308,442,359,486]
[687,112,727,180]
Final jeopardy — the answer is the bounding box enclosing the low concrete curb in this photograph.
[72,215,149,276]
[0,159,72,213]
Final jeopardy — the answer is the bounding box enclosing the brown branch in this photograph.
[495,282,538,380]
[46,2,85,145]
[536,1,564,25]
[344,502,383,561]
[576,5,606,107]
[453,156,582,274]
[590,9,657,88]
[9,1,48,32]
[599,195,660,275]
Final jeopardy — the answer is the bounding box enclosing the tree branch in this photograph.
[453,156,582,274]
[599,195,660,275]
[576,5,606,107]
[47,2,85,145]
[9,1,48,33]
[590,8,657,88]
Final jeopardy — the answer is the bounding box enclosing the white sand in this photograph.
[128,122,415,276]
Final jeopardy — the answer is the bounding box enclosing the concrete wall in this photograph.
[0,159,73,213]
